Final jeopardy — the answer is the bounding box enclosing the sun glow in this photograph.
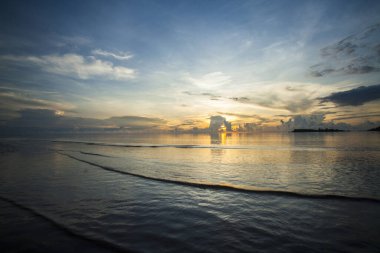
[55,110,65,116]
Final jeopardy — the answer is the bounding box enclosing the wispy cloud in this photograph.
[228,84,319,113]
[331,112,380,121]
[310,23,380,77]
[92,49,133,61]
[2,54,136,80]
[184,72,231,89]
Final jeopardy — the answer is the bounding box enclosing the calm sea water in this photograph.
[0,132,380,252]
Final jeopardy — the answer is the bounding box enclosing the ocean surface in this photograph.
[0,132,379,252]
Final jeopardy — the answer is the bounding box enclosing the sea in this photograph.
[0,132,379,253]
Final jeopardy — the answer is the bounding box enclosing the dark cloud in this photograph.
[343,64,379,75]
[310,68,335,77]
[6,109,104,128]
[3,109,168,131]
[0,90,65,121]
[183,91,221,100]
[320,39,357,57]
[0,88,73,124]
[230,97,249,102]
[320,84,380,106]
[311,23,380,77]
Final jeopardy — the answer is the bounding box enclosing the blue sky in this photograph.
[1,0,380,131]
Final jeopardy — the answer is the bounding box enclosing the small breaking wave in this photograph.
[50,149,115,158]
[58,152,380,204]
[79,151,114,158]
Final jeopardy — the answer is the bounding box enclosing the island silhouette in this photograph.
[292,128,346,132]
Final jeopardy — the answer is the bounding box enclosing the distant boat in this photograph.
[292,128,346,132]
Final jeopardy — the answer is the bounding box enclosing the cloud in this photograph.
[2,109,167,131]
[229,95,314,113]
[225,82,331,113]
[92,49,133,61]
[2,54,136,80]
[216,112,279,126]
[280,113,350,130]
[217,112,261,119]
[3,109,104,129]
[184,72,231,89]
[183,91,222,100]
[0,92,51,108]
[320,84,380,106]
[108,116,167,127]
[230,97,249,102]
[343,63,379,75]
[173,119,205,129]
[331,113,380,121]
[285,86,305,92]
[0,89,72,122]
[280,113,380,131]
[184,85,316,112]
[310,67,335,77]
[284,114,326,129]
[311,23,380,77]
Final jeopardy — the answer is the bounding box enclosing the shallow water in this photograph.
[0,132,380,252]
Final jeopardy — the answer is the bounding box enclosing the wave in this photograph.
[58,152,380,204]
[52,140,338,151]
[79,151,114,158]
[50,149,114,158]
[0,195,135,253]
[53,140,209,149]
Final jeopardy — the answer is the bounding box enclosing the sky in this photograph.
[0,0,380,132]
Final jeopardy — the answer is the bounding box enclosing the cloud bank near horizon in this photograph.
[1,109,167,132]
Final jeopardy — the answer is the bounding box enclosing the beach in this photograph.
[1,132,379,252]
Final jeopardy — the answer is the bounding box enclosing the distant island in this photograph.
[292,128,346,132]
[368,126,380,131]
